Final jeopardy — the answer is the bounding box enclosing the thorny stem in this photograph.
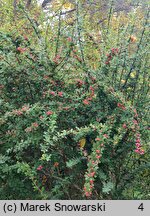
[122,9,149,89]
[55,12,61,57]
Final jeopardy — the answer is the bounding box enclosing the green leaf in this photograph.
[102,182,114,194]
[66,158,81,168]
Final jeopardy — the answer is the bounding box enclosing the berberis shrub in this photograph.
[0,1,149,199]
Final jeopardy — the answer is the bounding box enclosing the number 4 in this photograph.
[138,203,144,211]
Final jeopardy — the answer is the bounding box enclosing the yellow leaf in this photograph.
[79,138,86,148]
[93,94,97,99]
[65,17,74,25]
[130,71,136,78]
[121,79,125,84]
[114,141,118,145]
[62,2,74,10]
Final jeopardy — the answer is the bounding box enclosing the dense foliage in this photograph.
[0,0,149,199]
